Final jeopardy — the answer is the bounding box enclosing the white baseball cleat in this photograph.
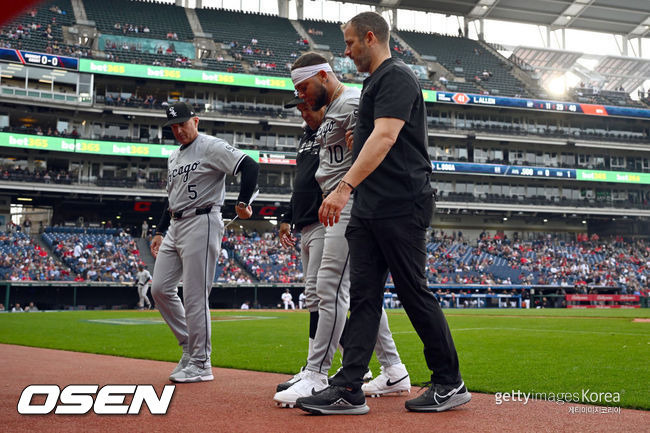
[362,363,411,397]
[169,364,214,383]
[276,366,307,392]
[273,370,328,408]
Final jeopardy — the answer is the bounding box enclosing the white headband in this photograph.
[291,63,333,86]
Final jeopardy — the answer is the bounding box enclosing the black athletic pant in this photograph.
[332,196,461,390]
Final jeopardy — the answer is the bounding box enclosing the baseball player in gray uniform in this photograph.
[135,265,152,309]
[150,101,259,383]
[274,53,409,407]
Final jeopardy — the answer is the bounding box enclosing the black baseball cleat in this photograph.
[405,381,471,412]
[296,385,370,415]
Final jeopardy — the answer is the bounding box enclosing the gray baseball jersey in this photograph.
[136,269,152,285]
[153,132,245,372]
[314,86,359,193]
[167,133,247,213]
[303,87,360,376]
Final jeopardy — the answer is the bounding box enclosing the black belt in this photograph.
[171,205,213,220]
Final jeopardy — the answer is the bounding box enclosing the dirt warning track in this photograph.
[0,344,647,433]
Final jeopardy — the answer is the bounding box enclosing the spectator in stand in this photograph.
[23,218,31,235]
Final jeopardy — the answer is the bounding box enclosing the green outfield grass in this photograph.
[0,308,648,409]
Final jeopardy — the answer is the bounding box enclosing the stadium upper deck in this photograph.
[2,1,647,104]
[0,1,648,238]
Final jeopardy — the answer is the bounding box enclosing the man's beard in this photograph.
[354,51,371,73]
[310,83,329,110]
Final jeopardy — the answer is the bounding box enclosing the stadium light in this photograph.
[547,76,566,95]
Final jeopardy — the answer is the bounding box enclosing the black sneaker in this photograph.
[296,385,370,415]
[405,381,471,412]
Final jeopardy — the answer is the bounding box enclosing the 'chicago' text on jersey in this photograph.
[315,120,336,144]
[169,161,201,184]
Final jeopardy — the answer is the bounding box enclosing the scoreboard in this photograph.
[431,161,650,184]
[0,48,78,71]
[432,160,575,180]
[435,91,650,120]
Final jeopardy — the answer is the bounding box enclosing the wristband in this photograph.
[340,180,355,192]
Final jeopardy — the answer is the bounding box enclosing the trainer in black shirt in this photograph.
[295,11,470,416]
[351,57,433,219]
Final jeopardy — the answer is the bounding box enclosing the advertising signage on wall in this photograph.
[576,169,650,184]
[0,132,259,161]
[3,55,645,119]
[78,59,437,100]
[259,152,297,165]
[79,59,295,90]
[2,131,648,185]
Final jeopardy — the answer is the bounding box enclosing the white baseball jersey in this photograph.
[281,292,293,303]
[136,269,152,285]
[167,133,247,213]
[314,86,359,193]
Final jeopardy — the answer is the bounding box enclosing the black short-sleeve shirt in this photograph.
[351,57,433,219]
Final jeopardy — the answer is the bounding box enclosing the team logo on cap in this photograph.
[169,107,178,117]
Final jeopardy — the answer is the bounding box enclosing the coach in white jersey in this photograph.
[150,101,259,383]
[274,53,409,408]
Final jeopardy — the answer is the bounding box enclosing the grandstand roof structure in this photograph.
[365,0,650,38]
[511,47,650,92]
[512,47,583,83]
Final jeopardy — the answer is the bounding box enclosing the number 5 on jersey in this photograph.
[188,184,197,200]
